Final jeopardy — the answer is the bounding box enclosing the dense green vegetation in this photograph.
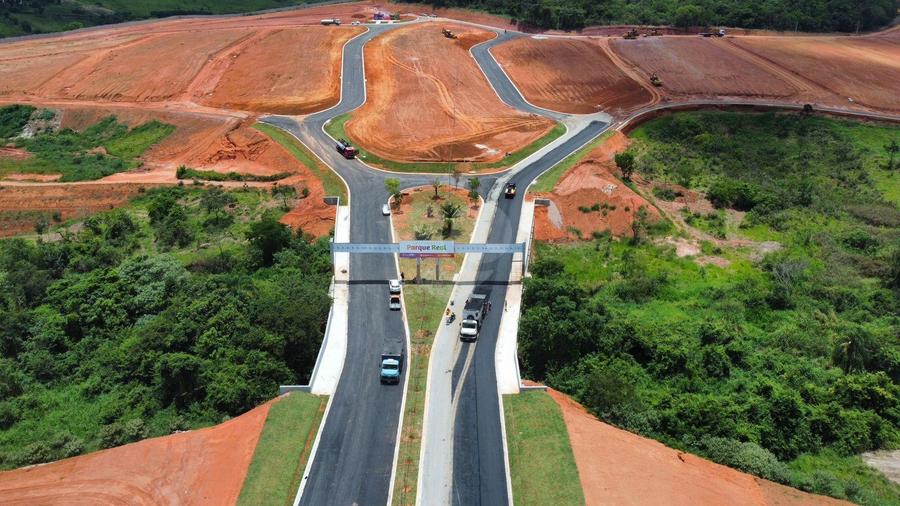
[420,0,898,32]
[238,392,327,506]
[519,112,900,505]
[0,106,175,181]
[504,390,584,506]
[0,185,333,469]
[0,0,318,38]
[176,165,293,183]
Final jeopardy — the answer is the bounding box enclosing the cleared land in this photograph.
[346,22,554,162]
[0,400,275,505]
[611,37,800,99]
[197,26,365,114]
[730,34,900,112]
[492,37,653,115]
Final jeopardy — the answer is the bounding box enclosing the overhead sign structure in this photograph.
[399,241,454,258]
[331,241,525,256]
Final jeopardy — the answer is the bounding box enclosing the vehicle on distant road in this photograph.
[504,183,517,199]
[382,204,391,216]
[321,18,341,26]
[389,279,401,294]
[351,20,361,25]
[389,294,401,311]
[459,287,490,342]
[380,337,404,384]
[336,138,358,159]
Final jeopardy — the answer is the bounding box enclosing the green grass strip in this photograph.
[325,113,565,174]
[532,130,613,193]
[238,392,328,506]
[504,390,585,506]
[254,123,349,204]
[176,166,293,182]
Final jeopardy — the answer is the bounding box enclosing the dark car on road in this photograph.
[504,183,517,199]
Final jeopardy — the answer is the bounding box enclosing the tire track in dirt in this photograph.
[181,29,276,103]
[596,37,662,108]
[721,38,832,101]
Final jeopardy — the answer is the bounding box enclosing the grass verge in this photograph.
[238,392,328,506]
[254,123,349,203]
[325,113,565,174]
[176,166,293,182]
[504,390,585,506]
[531,130,613,192]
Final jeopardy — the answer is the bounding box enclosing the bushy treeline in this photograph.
[0,186,332,469]
[519,113,900,504]
[422,0,898,32]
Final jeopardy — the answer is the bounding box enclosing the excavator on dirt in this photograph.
[442,28,457,39]
[649,73,663,87]
[647,28,661,36]
[623,28,639,40]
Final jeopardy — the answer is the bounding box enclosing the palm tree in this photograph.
[441,201,462,237]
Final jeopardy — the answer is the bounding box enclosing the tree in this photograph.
[450,166,464,189]
[467,177,481,201]
[885,139,899,170]
[247,215,291,267]
[34,215,49,236]
[440,201,462,237]
[674,4,706,29]
[384,178,401,207]
[631,206,649,244]
[432,178,441,198]
[615,152,636,181]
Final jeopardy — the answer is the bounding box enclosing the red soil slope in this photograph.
[0,399,276,505]
[533,131,659,241]
[611,37,801,99]
[195,26,364,114]
[546,388,850,506]
[492,36,653,115]
[730,34,900,112]
[346,22,554,162]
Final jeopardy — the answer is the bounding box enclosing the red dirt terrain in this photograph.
[533,131,659,241]
[345,22,554,162]
[194,26,364,114]
[611,37,801,100]
[492,37,653,115]
[546,388,850,506]
[729,31,900,112]
[0,399,275,505]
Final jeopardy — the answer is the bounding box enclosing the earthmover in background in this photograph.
[320,18,341,26]
[442,28,458,39]
[336,139,358,159]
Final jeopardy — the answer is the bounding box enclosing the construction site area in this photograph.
[0,2,898,506]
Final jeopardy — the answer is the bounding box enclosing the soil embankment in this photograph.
[346,22,554,162]
[546,388,851,506]
[0,400,276,505]
[533,131,658,241]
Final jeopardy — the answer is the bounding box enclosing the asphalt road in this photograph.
[449,121,607,506]
[263,20,604,506]
[263,22,492,506]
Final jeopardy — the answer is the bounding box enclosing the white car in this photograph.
[382,204,391,216]
[389,279,402,294]
[389,295,402,311]
[351,21,361,25]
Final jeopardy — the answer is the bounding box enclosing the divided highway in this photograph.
[264,19,607,506]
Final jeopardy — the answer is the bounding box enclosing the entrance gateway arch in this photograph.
[331,239,529,277]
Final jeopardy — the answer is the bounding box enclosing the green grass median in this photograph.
[325,113,565,174]
[238,393,328,506]
[504,390,584,506]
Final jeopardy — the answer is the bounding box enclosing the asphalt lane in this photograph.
[451,121,608,506]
